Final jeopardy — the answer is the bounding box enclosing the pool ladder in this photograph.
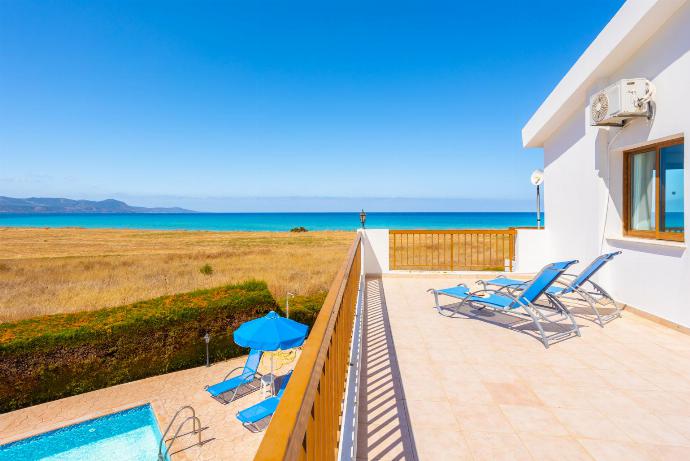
[158,405,210,460]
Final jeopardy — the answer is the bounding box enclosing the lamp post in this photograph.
[203,332,211,367]
[530,169,545,229]
[360,209,367,229]
[286,291,295,319]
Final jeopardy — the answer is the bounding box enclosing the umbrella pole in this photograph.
[271,354,275,396]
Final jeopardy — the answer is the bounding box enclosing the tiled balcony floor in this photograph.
[356,274,690,461]
[0,355,293,460]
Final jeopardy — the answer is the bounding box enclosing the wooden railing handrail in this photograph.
[390,228,517,234]
[254,233,362,461]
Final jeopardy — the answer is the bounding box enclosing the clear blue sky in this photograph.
[0,0,625,212]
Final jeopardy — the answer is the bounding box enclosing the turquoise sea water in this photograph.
[0,212,539,231]
[0,404,167,461]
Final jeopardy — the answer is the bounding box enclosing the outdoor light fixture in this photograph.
[203,332,211,367]
[286,292,295,319]
[360,209,367,229]
[530,169,545,229]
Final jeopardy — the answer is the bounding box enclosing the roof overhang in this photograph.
[522,0,687,148]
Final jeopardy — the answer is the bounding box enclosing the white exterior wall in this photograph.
[541,2,690,327]
[362,229,389,275]
[514,228,550,273]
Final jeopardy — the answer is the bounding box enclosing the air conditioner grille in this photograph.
[591,93,609,123]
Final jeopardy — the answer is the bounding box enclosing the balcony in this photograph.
[259,229,690,460]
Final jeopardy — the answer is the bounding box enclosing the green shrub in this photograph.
[199,263,214,276]
[277,291,327,327]
[290,226,308,232]
[0,280,278,413]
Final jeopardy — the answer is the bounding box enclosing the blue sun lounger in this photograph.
[236,371,293,432]
[478,252,622,327]
[205,349,263,404]
[429,260,581,348]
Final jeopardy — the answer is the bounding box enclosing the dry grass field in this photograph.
[0,227,354,322]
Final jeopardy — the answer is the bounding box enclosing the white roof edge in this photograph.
[522,0,688,148]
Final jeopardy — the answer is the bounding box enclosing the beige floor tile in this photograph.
[595,368,661,391]
[551,366,610,390]
[624,389,690,416]
[401,374,449,402]
[451,403,515,434]
[442,380,495,405]
[519,434,594,460]
[609,413,690,447]
[585,389,651,418]
[484,382,544,407]
[513,365,567,386]
[578,439,657,461]
[437,363,482,382]
[474,363,522,383]
[635,370,690,391]
[552,407,630,441]
[500,405,569,436]
[644,444,690,461]
[464,431,533,460]
[530,384,593,409]
[658,414,690,441]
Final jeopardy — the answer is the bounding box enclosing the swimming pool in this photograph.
[0,404,168,461]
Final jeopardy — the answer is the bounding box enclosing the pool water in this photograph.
[0,404,168,461]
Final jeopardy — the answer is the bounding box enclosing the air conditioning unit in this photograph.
[590,78,654,126]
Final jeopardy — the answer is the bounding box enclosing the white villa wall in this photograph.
[514,228,550,273]
[362,229,389,275]
[541,2,690,327]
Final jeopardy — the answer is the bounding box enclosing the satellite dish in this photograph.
[530,169,544,186]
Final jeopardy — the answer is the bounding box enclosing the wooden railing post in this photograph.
[449,233,454,271]
[391,232,396,271]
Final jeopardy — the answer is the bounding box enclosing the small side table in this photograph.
[260,373,275,398]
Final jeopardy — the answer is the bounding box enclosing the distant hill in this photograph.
[0,196,196,214]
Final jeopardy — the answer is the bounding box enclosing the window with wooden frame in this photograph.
[623,138,684,242]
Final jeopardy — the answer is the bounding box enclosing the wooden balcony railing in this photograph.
[255,233,363,461]
[389,229,516,271]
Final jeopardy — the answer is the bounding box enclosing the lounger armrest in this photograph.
[559,273,600,291]
[426,283,470,293]
[222,367,263,383]
[553,279,574,288]
[222,366,245,381]
[476,279,520,289]
[427,284,468,294]
[487,283,527,297]
[469,288,528,307]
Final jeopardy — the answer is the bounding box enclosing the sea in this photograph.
[0,212,540,231]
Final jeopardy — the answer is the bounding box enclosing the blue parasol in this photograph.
[233,311,308,351]
[233,311,308,394]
